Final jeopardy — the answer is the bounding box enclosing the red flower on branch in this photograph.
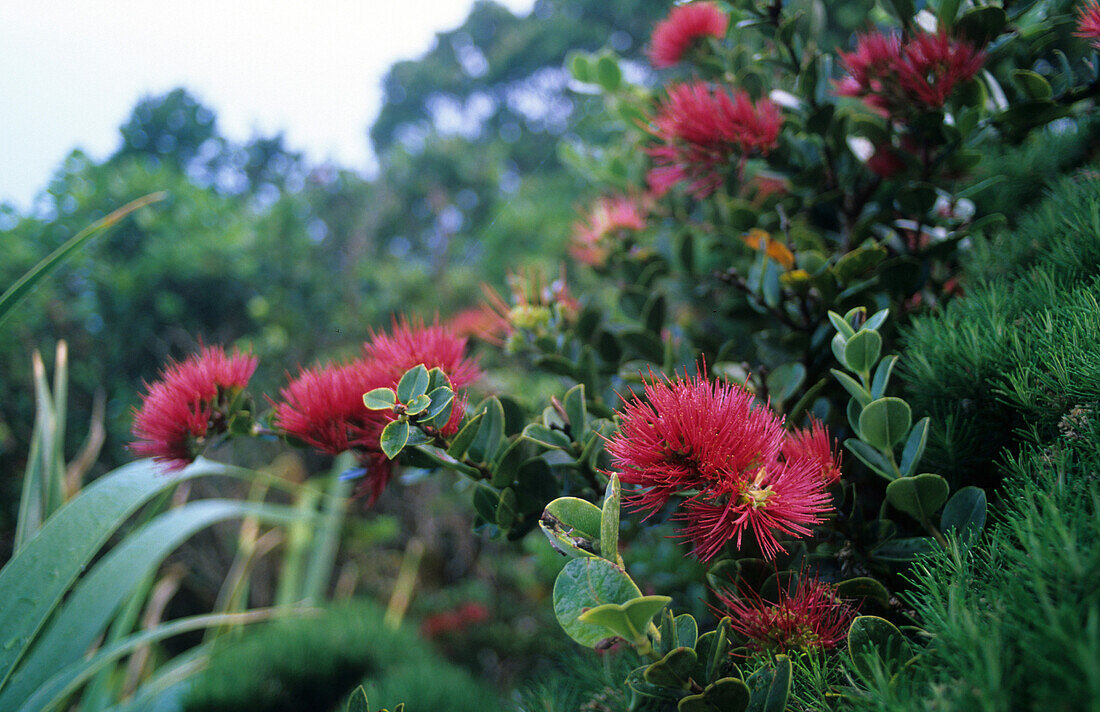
[711,574,855,653]
[363,316,482,389]
[837,30,984,114]
[646,81,783,198]
[607,371,838,560]
[131,346,257,471]
[1076,0,1100,48]
[570,194,648,267]
[648,2,729,68]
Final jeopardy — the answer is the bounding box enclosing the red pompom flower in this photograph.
[607,371,838,560]
[711,574,856,653]
[131,346,258,471]
[647,81,783,198]
[363,316,482,390]
[648,2,729,68]
[1076,0,1100,49]
[782,418,843,485]
[837,30,985,115]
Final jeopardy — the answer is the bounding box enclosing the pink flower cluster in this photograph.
[131,346,258,471]
[273,317,480,503]
[836,30,985,114]
[648,2,729,68]
[130,319,479,504]
[606,372,840,561]
[1077,1,1100,49]
[647,81,783,199]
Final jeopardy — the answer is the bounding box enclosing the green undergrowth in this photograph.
[901,171,1100,487]
[183,599,500,712]
[849,418,1100,712]
[965,115,1100,222]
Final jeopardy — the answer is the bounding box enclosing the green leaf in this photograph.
[579,596,671,646]
[831,369,872,407]
[490,438,526,488]
[643,293,667,335]
[847,399,863,438]
[595,54,622,91]
[870,355,898,400]
[522,423,572,450]
[562,384,587,438]
[567,50,592,83]
[693,624,731,683]
[644,647,698,688]
[445,412,483,459]
[420,386,454,426]
[831,332,848,366]
[0,194,164,330]
[858,397,911,451]
[346,686,371,712]
[886,473,949,522]
[0,499,303,707]
[834,577,891,605]
[765,362,806,405]
[467,397,505,463]
[828,311,855,339]
[626,666,686,700]
[1012,69,1053,101]
[496,487,518,529]
[713,678,752,712]
[940,486,986,546]
[403,393,431,416]
[899,417,930,477]
[553,557,642,647]
[472,484,499,524]
[396,364,430,403]
[362,388,396,411]
[844,330,882,375]
[379,420,410,459]
[847,616,910,682]
[746,654,791,712]
[955,6,1006,47]
[0,458,233,690]
[543,496,602,540]
[425,367,451,393]
[833,245,886,283]
[601,474,621,561]
[871,536,936,561]
[670,613,699,652]
[844,438,896,480]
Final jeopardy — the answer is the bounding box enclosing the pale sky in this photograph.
[0,0,536,213]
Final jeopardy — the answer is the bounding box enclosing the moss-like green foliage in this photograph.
[850,418,1100,712]
[965,115,1100,223]
[183,599,500,712]
[901,173,1100,486]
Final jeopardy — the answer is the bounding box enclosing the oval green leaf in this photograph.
[553,557,642,647]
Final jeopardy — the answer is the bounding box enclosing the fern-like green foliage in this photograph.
[517,648,649,712]
[849,418,1100,712]
[901,172,1100,486]
[183,599,500,712]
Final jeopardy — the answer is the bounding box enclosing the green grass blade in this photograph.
[301,452,354,603]
[16,609,281,712]
[0,457,236,691]
[100,644,210,712]
[0,499,306,708]
[0,193,165,330]
[12,397,46,553]
[48,342,68,511]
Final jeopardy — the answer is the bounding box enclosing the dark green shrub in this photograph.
[850,417,1100,712]
[183,599,500,712]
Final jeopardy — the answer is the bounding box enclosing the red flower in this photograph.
[363,317,481,390]
[131,346,257,471]
[711,574,855,653]
[272,361,395,503]
[648,2,729,68]
[570,195,647,267]
[607,371,837,560]
[837,30,984,114]
[1076,0,1100,48]
[782,418,843,485]
[273,361,388,456]
[646,81,783,198]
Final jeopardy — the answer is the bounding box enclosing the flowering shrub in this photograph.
[6,0,1099,709]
